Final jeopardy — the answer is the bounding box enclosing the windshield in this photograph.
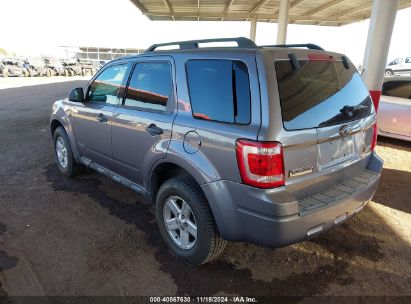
[275,59,373,130]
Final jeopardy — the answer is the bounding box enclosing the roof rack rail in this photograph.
[261,43,324,50]
[145,37,257,53]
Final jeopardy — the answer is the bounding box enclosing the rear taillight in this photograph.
[371,123,378,151]
[236,139,285,188]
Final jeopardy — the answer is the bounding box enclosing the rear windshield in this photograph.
[275,60,373,130]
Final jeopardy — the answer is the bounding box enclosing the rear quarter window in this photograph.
[186,59,251,124]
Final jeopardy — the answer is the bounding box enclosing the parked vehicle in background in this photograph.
[50,38,383,265]
[377,77,411,141]
[61,59,80,76]
[78,59,97,76]
[92,60,106,72]
[0,58,25,77]
[24,57,48,77]
[385,57,411,76]
[44,57,65,76]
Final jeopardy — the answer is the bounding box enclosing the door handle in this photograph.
[145,123,163,135]
[97,113,108,123]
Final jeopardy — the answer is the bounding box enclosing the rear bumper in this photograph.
[201,152,383,248]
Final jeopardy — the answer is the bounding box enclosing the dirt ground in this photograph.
[0,80,410,301]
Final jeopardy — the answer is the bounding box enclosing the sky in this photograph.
[2,0,411,66]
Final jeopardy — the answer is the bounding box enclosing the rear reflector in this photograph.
[371,123,378,151]
[236,139,285,188]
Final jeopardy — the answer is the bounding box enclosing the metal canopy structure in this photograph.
[130,0,411,26]
[130,0,405,111]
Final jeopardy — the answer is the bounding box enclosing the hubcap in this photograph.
[55,136,68,168]
[163,195,197,250]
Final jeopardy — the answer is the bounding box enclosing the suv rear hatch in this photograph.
[257,48,377,207]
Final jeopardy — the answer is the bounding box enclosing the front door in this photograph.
[71,63,129,169]
[111,59,175,186]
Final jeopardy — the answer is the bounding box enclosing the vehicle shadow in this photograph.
[372,167,411,214]
[377,136,411,152]
[44,163,411,297]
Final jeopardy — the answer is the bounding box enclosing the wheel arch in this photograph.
[50,118,64,136]
[50,114,81,162]
[149,162,201,202]
[148,161,225,238]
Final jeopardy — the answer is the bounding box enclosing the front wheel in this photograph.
[53,127,78,177]
[385,69,394,76]
[156,176,227,265]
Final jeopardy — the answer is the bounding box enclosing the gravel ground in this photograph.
[0,80,410,301]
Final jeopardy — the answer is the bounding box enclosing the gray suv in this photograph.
[50,38,383,265]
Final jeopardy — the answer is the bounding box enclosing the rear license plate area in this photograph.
[318,136,355,169]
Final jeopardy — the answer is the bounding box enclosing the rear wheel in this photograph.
[156,176,227,265]
[385,69,394,76]
[53,127,78,177]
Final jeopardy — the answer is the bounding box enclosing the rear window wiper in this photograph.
[340,105,368,117]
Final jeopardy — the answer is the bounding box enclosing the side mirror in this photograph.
[68,87,84,102]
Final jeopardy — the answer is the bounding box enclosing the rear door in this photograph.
[111,57,175,186]
[260,51,375,198]
[378,79,411,137]
[402,57,411,73]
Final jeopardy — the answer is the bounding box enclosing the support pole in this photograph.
[276,0,290,44]
[362,0,399,112]
[250,16,257,42]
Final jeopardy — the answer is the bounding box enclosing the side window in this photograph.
[186,59,251,124]
[405,57,411,64]
[395,58,403,64]
[87,64,128,105]
[383,81,411,99]
[124,62,172,112]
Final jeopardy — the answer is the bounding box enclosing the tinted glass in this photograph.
[275,60,373,130]
[383,80,411,99]
[233,61,252,124]
[88,64,127,104]
[124,62,172,112]
[186,60,251,124]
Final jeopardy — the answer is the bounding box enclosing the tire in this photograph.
[385,69,394,76]
[53,127,78,177]
[156,176,227,265]
[64,70,69,77]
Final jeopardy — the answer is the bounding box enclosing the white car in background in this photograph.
[377,77,411,142]
[385,57,411,76]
